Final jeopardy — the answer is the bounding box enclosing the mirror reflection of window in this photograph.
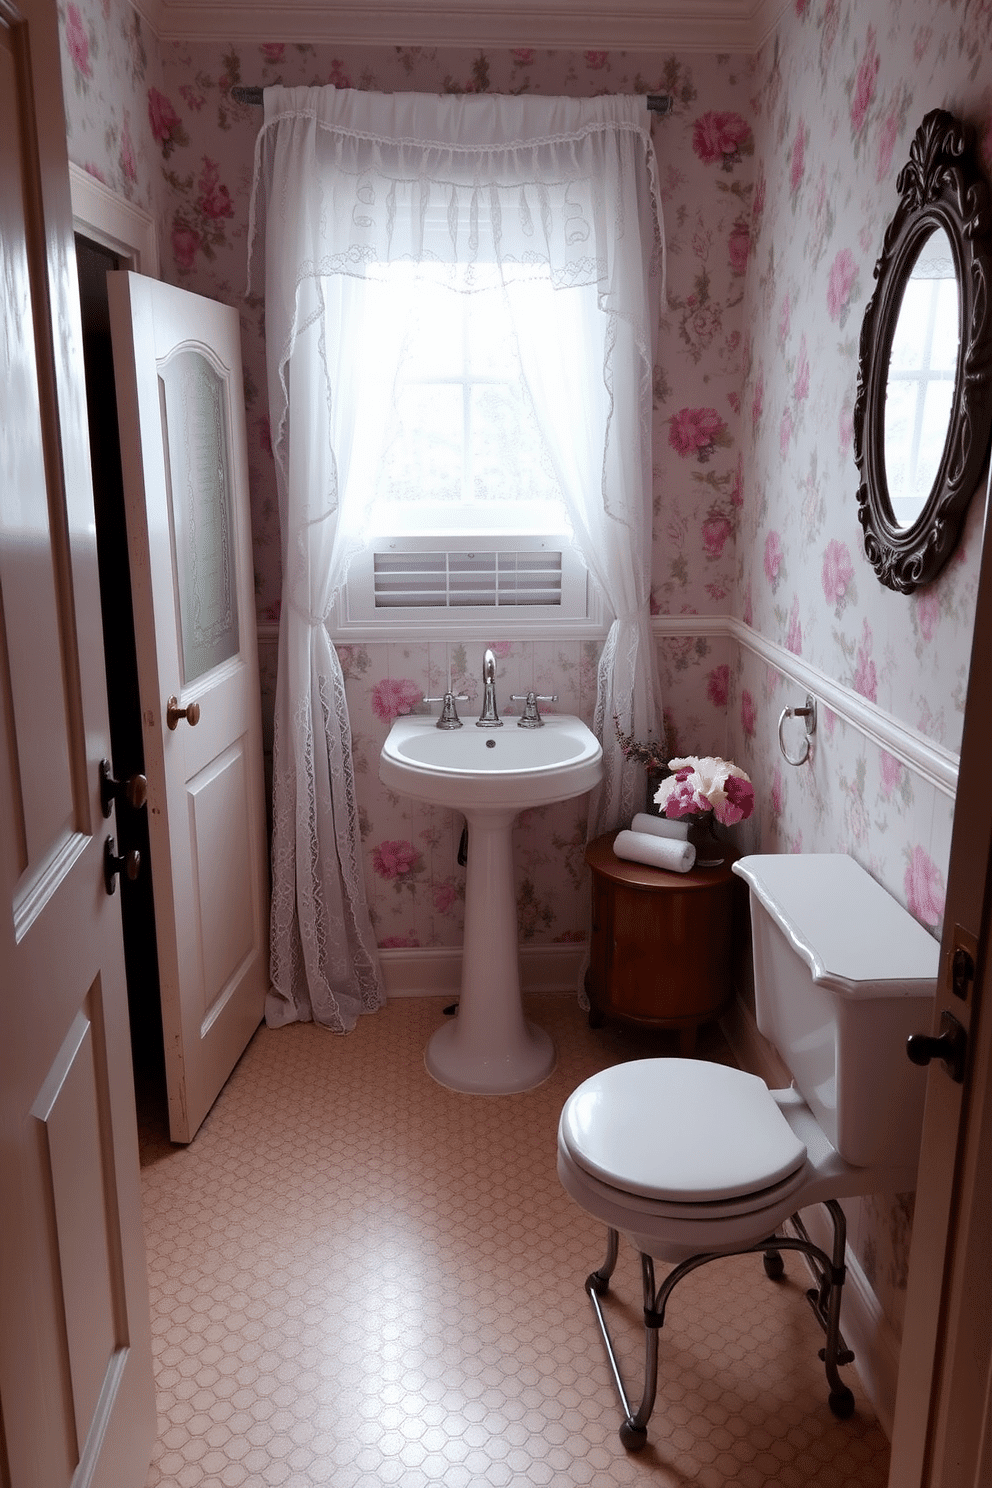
[883,226,959,528]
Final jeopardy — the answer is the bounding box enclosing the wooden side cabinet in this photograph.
[585,831,741,1053]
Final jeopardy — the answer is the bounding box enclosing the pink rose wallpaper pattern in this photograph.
[58,0,163,205]
[56,0,992,1332]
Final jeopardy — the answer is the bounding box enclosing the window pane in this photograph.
[383,384,464,503]
[931,279,959,371]
[465,291,520,378]
[470,383,542,503]
[368,268,569,524]
[159,349,239,685]
[402,287,465,378]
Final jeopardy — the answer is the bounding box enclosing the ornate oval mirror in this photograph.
[854,109,992,593]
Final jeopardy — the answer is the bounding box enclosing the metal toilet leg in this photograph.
[585,1230,660,1451]
[580,1204,858,1451]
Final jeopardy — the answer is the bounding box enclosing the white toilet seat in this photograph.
[558,1141,811,1223]
[559,1059,807,1212]
[557,1061,916,1263]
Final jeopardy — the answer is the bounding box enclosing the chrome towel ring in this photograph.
[778,694,817,766]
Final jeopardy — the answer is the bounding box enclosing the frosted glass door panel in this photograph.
[159,348,239,684]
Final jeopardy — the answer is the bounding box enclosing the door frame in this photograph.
[887,466,992,1483]
[69,163,159,277]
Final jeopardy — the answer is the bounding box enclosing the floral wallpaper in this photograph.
[726,0,992,947]
[725,0,992,1332]
[57,0,992,1343]
[57,0,164,214]
[58,23,753,948]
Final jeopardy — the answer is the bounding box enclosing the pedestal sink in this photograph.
[380,714,603,1094]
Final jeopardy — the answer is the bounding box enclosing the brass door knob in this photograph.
[166,695,201,730]
[103,836,141,895]
[99,759,148,817]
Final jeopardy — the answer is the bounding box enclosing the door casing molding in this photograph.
[69,162,159,276]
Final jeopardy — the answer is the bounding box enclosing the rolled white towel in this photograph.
[613,829,696,874]
[630,811,690,841]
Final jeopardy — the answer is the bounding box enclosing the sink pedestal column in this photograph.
[425,806,556,1094]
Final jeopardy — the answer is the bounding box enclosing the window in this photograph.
[329,260,603,638]
[375,265,565,524]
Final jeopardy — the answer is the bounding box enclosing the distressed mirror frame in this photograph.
[854,109,992,594]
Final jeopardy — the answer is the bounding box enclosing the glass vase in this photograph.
[686,813,725,868]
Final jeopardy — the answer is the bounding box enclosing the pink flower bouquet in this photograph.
[654,755,755,827]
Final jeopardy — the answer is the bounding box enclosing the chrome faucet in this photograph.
[422,691,470,729]
[509,691,558,728]
[476,648,503,728]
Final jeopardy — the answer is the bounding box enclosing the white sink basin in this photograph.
[379,712,603,1095]
[380,714,603,812]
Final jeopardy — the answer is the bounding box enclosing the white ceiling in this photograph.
[135,0,788,54]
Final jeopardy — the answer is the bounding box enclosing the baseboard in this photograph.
[720,995,899,1438]
[378,941,586,998]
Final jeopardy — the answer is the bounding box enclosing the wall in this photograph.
[57,0,165,217]
[58,15,752,947]
[55,0,992,1374]
[144,38,752,948]
[731,0,990,900]
[728,0,992,1345]
[56,3,985,943]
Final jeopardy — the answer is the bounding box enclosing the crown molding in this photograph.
[131,0,789,53]
[750,0,790,51]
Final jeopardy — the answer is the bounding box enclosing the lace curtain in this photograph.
[251,85,665,1028]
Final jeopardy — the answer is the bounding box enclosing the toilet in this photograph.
[557,853,939,1449]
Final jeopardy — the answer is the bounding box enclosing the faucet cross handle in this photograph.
[423,692,470,729]
[510,692,558,729]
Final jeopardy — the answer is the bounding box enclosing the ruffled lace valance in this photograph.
[251,87,661,292]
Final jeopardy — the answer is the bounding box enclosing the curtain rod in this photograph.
[230,85,672,113]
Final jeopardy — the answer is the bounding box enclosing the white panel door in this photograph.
[0,2,155,1483]
[108,272,268,1144]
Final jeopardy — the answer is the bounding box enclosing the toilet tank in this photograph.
[732,854,939,1169]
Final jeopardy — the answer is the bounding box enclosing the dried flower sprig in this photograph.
[613,713,668,772]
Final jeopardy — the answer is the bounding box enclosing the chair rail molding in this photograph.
[651,614,959,798]
[258,616,959,798]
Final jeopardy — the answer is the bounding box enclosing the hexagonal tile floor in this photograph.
[138,995,891,1486]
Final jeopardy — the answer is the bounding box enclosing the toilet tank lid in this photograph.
[733,853,939,996]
